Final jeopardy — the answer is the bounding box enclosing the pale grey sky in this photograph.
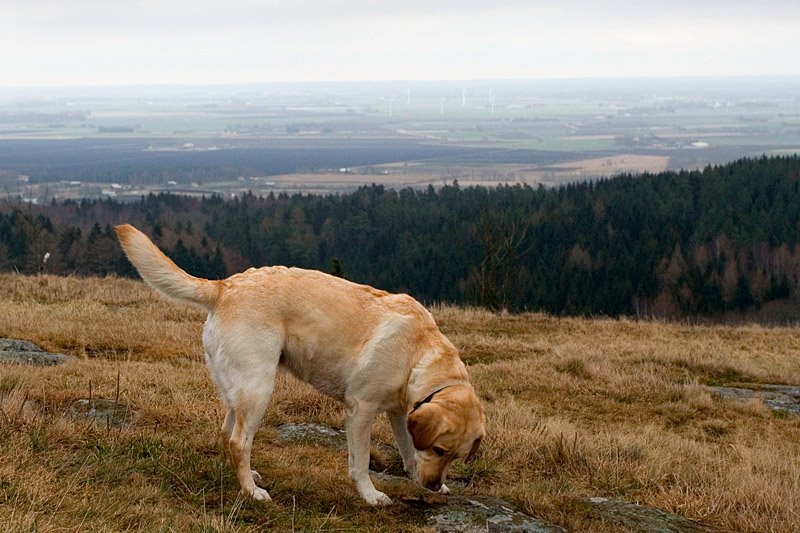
[2,1,799,87]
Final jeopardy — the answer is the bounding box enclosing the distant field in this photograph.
[209,150,764,193]
[545,154,670,176]
[0,139,787,200]
[1,79,800,198]
[1,274,799,531]
[0,138,492,184]
[0,138,662,198]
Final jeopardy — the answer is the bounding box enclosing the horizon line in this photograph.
[2,74,800,92]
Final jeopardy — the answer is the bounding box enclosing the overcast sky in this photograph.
[2,1,800,87]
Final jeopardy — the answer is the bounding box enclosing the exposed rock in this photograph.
[0,338,74,366]
[69,398,135,429]
[276,422,563,532]
[584,497,710,532]
[372,472,563,532]
[276,422,348,450]
[709,384,800,415]
[0,339,42,352]
[276,422,401,473]
[421,494,564,533]
[276,422,715,532]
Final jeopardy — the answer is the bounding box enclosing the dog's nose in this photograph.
[426,480,442,492]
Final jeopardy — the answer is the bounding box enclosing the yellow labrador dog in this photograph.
[116,224,485,505]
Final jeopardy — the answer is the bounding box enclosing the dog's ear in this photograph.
[407,403,443,450]
[465,437,482,462]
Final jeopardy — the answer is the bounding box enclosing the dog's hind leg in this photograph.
[216,338,281,502]
[222,407,235,458]
[221,406,262,484]
[228,389,273,501]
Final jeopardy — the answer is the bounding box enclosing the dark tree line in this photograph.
[2,155,800,318]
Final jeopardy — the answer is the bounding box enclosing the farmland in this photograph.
[1,77,799,200]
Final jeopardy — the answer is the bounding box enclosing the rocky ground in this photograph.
[8,336,799,531]
[276,420,712,532]
[709,384,800,415]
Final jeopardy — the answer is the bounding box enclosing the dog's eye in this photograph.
[432,446,446,457]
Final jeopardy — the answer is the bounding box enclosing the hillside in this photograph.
[1,274,799,531]
[4,156,800,319]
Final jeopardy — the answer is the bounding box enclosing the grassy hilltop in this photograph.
[1,274,799,531]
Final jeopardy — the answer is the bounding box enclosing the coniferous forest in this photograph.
[2,155,800,318]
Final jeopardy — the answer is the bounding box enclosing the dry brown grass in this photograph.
[2,274,800,531]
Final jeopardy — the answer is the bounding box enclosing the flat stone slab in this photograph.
[276,422,348,450]
[69,398,135,429]
[584,497,710,532]
[372,472,563,532]
[759,384,800,398]
[709,384,800,415]
[0,338,74,366]
[423,495,565,533]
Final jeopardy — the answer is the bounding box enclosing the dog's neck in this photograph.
[406,347,468,413]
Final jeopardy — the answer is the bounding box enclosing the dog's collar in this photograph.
[411,384,456,413]
[411,387,448,412]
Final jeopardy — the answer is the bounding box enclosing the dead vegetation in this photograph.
[1,274,799,531]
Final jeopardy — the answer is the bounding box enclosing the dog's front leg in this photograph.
[345,400,392,505]
[388,410,416,478]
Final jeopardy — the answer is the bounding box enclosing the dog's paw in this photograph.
[438,483,450,495]
[251,470,262,483]
[248,487,272,502]
[363,490,393,506]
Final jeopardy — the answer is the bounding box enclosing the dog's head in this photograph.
[407,384,485,491]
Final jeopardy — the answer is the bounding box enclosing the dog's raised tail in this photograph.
[115,224,219,309]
